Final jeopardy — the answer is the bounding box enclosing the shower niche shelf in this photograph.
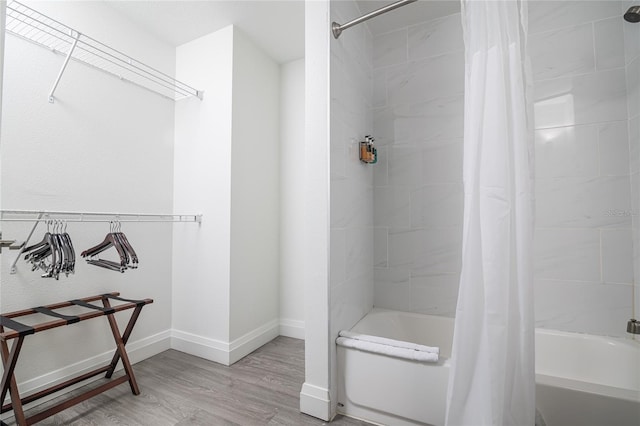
[5,1,203,102]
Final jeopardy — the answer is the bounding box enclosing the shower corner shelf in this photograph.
[5,1,204,103]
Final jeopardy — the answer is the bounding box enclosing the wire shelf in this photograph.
[5,1,203,102]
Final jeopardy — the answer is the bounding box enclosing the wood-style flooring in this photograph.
[9,337,373,426]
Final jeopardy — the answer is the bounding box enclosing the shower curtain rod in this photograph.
[332,0,418,39]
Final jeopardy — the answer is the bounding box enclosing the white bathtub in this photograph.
[336,308,640,426]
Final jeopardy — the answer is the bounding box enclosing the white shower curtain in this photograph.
[445,1,535,425]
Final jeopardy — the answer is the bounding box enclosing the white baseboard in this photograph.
[171,329,230,365]
[279,318,305,340]
[228,319,280,364]
[5,330,170,414]
[171,319,280,366]
[300,382,332,421]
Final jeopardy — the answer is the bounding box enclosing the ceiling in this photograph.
[102,0,305,64]
[99,1,460,64]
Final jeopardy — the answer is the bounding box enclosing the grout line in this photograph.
[592,21,599,72]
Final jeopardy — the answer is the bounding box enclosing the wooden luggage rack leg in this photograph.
[0,293,153,425]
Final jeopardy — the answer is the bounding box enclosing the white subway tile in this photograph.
[346,226,374,280]
[407,13,464,61]
[373,29,408,69]
[330,117,347,179]
[535,125,599,178]
[421,137,464,184]
[629,116,639,174]
[594,17,625,71]
[411,273,460,317]
[410,183,463,228]
[529,1,622,35]
[536,176,632,228]
[386,52,464,107]
[374,227,388,268]
[598,121,630,176]
[374,186,411,228]
[373,69,387,108]
[627,56,640,119]
[534,279,633,337]
[624,12,640,65]
[411,228,462,276]
[529,23,595,81]
[393,95,465,143]
[534,68,628,129]
[373,268,412,311]
[534,229,601,282]
[601,229,634,284]
[373,145,389,186]
[388,144,422,186]
[330,227,347,286]
[331,174,373,229]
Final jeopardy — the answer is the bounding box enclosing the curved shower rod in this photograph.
[332,0,418,39]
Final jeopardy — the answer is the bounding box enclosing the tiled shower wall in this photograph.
[624,0,640,324]
[530,1,633,337]
[329,0,374,353]
[372,1,636,337]
[371,13,465,316]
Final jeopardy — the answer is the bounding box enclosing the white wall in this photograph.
[301,0,374,420]
[279,58,306,339]
[1,0,175,392]
[172,26,234,361]
[229,26,280,352]
[172,25,281,365]
[300,0,331,421]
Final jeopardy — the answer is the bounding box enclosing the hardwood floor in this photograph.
[10,337,373,426]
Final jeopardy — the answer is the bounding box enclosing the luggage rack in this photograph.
[0,292,153,425]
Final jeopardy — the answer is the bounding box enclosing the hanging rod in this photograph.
[332,0,418,39]
[5,1,204,102]
[0,210,202,223]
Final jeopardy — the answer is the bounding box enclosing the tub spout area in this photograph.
[627,319,640,335]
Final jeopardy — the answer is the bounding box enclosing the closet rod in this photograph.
[0,210,202,223]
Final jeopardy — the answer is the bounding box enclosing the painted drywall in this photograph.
[1,0,175,392]
[172,26,234,361]
[300,0,332,421]
[229,26,280,349]
[279,58,306,339]
[302,0,374,420]
[173,25,282,365]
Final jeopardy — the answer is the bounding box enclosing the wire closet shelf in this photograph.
[5,1,203,102]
